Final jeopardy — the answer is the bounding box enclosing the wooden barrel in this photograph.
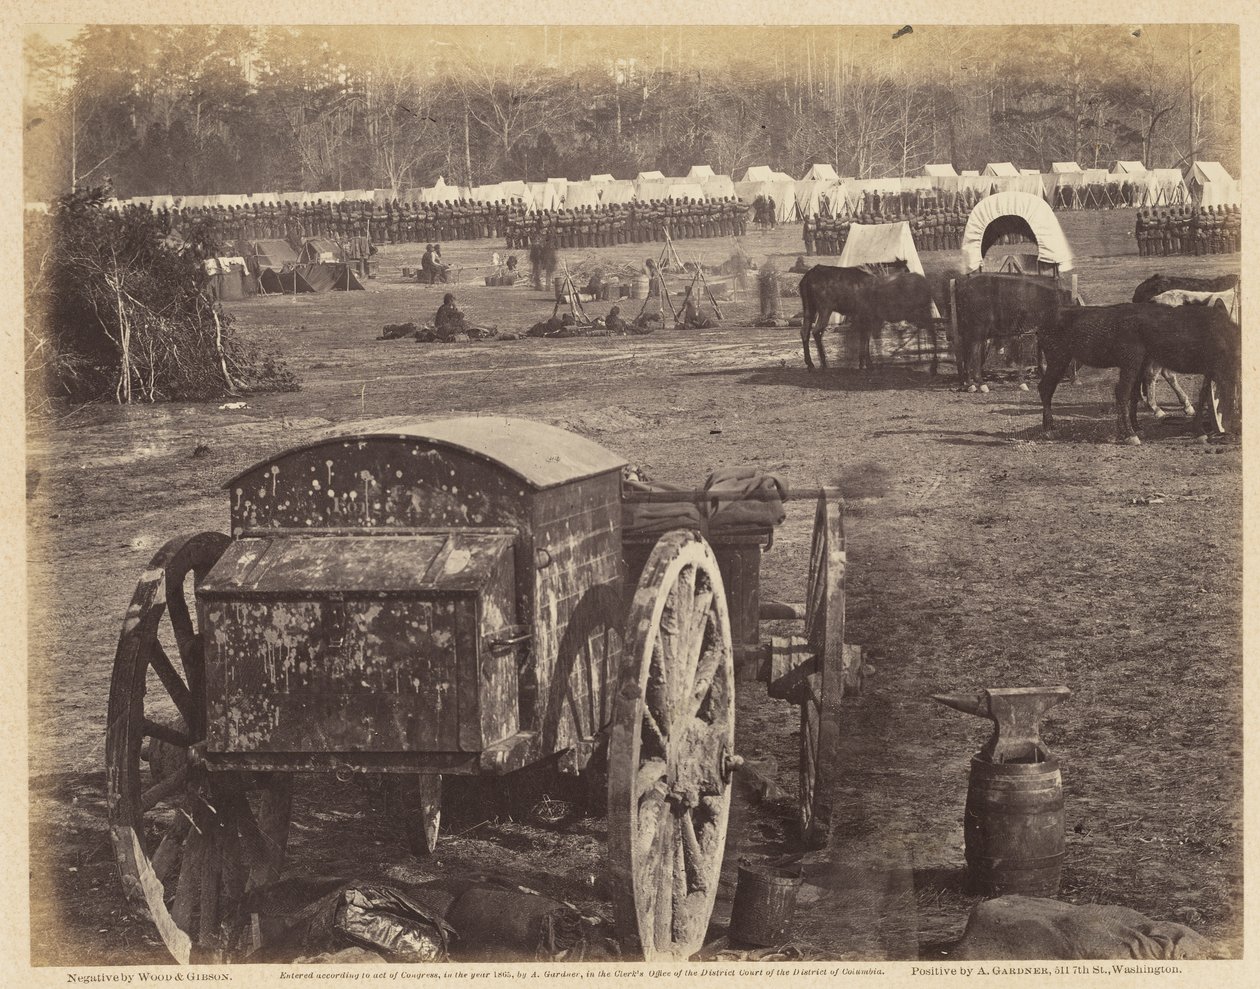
[630,275,650,299]
[729,860,803,947]
[964,754,1065,897]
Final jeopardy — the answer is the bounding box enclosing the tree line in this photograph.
[23,24,1240,203]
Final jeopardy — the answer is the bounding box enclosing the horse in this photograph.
[953,273,1064,390]
[1131,272,1239,304]
[1139,285,1241,419]
[1037,302,1240,444]
[797,264,872,369]
[850,271,938,372]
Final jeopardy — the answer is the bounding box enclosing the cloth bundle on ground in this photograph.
[623,467,786,537]
[380,322,418,340]
[248,879,454,963]
[951,896,1223,961]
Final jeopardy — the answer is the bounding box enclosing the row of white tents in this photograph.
[31,160,1238,217]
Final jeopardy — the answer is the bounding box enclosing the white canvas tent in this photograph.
[1134,169,1191,207]
[636,170,665,182]
[795,180,844,218]
[1188,161,1240,206]
[960,191,1073,273]
[922,163,958,177]
[983,162,1020,177]
[1051,162,1083,174]
[1019,168,1041,177]
[667,182,706,201]
[635,180,674,201]
[686,164,716,182]
[837,222,926,275]
[741,165,774,182]
[1111,161,1147,175]
[602,179,637,204]
[803,163,840,181]
[589,174,615,183]
[564,181,602,208]
[702,175,736,199]
[733,180,794,221]
[960,169,980,177]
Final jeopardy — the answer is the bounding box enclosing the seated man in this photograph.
[433,293,467,340]
[605,305,629,335]
[676,286,720,329]
[430,244,450,283]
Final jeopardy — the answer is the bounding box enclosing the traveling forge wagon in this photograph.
[106,418,850,963]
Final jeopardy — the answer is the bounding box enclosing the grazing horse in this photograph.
[953,273,1064,390]
[1038,302,1241,443]
[1132,272,1239,304]
[851,271,938,372]
[797,264,872,369]
[1140,286,1241,419]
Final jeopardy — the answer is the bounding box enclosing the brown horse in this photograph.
[1038,302,1240,443]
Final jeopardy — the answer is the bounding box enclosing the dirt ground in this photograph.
[25,211,1243,965]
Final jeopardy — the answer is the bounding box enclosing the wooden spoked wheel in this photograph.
[800,495,846,849]
[106,531,292,964]
[608,530,736,960]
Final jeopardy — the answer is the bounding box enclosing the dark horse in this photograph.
[797,262,927,370]
[851,271,938,372]
[1131,272,1239,303]
[1131,273,1241,419]
[953,273,1065,390]
[1037,302,1241,443]
[797,264,871,369]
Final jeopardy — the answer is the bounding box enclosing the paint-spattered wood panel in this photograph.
[200,534,519,754]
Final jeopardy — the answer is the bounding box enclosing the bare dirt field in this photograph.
[26,211,1243,965]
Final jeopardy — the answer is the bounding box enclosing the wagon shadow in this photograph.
[684,366,956,393]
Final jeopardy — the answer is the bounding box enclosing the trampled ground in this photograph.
[25,211,1243,965]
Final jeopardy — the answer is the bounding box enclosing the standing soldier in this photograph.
[802,214,815,255]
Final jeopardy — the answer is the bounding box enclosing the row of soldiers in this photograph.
[150,196,751,249]
[1135,205,1241,256]
[505,199,749,249]
[155,199,524,245]
[803,206,971,256]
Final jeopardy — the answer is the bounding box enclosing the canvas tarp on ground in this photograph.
[280,262,364,293]
[686,165,716,182]
[702,175,736,199]
[983,162,1020,177]
[803,163,840,181]
[961,191,1073,273]
[922,163,958,177]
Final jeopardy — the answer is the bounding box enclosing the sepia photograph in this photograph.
[16,6,1249,980]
